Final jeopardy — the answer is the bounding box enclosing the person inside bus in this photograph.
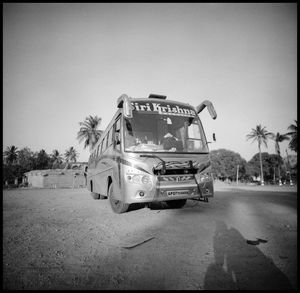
[162,123,183,151]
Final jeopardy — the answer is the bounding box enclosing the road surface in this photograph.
[3,183,297,290]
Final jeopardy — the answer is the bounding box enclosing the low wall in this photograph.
[25,169,86,188]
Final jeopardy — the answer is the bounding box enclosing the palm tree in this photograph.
[246,125,272,186]
[77,115,103,150]
[51,149,63,169]
[286,120,297,153]
[270,132,290,185]
[64,147,79,169]
[3,145,19,165]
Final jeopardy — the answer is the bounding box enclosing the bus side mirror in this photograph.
[213,133,216,141]
[196,100,217,120]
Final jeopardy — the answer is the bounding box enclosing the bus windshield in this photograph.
[124,104,209,153]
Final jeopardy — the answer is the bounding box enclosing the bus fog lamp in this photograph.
[139,191,145,197]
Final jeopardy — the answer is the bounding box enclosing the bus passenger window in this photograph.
[115,118,121,132]
[100,141,103,155]
[114,118,121,151]
[108,128,113,147]
[102,135,108,153]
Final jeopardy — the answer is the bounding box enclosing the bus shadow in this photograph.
[125,202,183,213]
[147,202,180,210]
[130,200,209,212]
[203,220,294,290]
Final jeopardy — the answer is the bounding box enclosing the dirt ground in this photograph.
[3,183,297,290]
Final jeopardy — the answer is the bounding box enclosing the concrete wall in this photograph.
[27,172,44,188]
[25,169,86,188]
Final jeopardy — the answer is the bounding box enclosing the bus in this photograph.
[87,93,217,213]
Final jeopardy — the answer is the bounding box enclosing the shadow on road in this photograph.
[203,221,294,290]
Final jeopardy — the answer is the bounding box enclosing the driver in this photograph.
[162,126,181,151]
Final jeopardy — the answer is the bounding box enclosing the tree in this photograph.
[36,149,51,170]
[3,145,19,165]
[17,147,36,173]
[247,153,279,183]
[286,120,297,153]
[77,115,103,150]
[246,125,272,185]
[210,149,247,181]
[51,149,63,169]
[3,146,36,185]
[270,132,290,185]
[64,147,79,169]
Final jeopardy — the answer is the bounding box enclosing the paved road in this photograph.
[3,186,297,290]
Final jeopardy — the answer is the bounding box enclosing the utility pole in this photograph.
[236,164,239,186]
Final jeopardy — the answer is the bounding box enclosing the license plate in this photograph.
[166,190,189,196]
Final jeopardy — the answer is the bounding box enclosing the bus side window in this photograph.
[102,135,108,153]
[114,118,121,151]
[107,128,113,147]
[99,141,103,155]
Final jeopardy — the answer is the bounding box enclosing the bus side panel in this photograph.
[109,164,122,200]
[94,158,109,195]
[87,157,96,192]
[93,146,123,200]
[107,148,123,200]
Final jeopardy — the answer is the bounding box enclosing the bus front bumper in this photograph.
[124,178,214,204]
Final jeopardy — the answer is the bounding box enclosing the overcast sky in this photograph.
[3,3,297,162]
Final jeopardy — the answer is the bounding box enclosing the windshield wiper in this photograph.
[140,154,166,175]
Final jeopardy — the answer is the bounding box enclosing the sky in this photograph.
[3,3,297,162]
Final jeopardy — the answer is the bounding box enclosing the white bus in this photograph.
[87,94,217,213]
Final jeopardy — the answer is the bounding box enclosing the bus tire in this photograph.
[164,199,187,209]
[108,183,130,214]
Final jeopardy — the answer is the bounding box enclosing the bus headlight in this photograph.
[126,173,152,188]
[141,175,150,184]
[132,175,140,184]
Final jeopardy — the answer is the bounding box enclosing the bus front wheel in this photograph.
[108,183,130,213]
[164,199,187,209]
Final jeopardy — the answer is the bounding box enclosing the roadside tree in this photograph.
[64,147,79,169]
[77,115,103,150]
[247,153,279,184]
[3,145,19,165]
[246,125,272,185]
[286,120,297,153]
[270,132,290,185]
[51,149,64,169]
[210,149,247,182]
[35,149,51,170]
